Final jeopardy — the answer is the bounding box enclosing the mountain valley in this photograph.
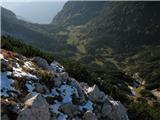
[1,1,160,120]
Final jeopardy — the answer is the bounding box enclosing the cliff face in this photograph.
[0,49,129,120]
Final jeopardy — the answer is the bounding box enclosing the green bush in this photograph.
[127,102,160,120]
[140,89,156,99]
[1,36,54,63]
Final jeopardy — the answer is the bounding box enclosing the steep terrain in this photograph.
[51,1,160,94]
[51,1,106,27]
[1,7,67,54]
[1,7,79,57]
[87,2,160,54]
[0,49,129,120]
[1,1,160,120]
[1,7,52,47]
[1,36,160,120]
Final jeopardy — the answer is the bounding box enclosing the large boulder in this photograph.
[70,79,86,103]
[34,83,49,94]
[59,103,79,117]
[59,72,69,80]
[83,111,97,120]
[32,57,52,71]
[17,94,50,120]
[50,77,62,87]
[101,100,129,120]
[50,61,64,73]
[82,84,106,103]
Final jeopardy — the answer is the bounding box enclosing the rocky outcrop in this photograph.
[50,61,64,73]
[83,111,98,120]
[59,103,79,117]
[1,50,129,120]
[32,57,52,71]
[101,100,129,120]
[81,83,129,120]
[17,94,50,120]
[81,84,106,103]
[34,83,49,94]
[70,79,86,103]
[50,76,62,87]
[59,72,69,80]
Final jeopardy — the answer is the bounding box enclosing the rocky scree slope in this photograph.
[0,49,129,120]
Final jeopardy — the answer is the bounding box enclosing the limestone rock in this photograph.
[83,111,97,120]
[59,103,79,117]
[82,84,106,103]
[32,57,52,71]
[51,77,62,87]
[23,93,33,102]
[34,83,49,94]
[50,61,64,73]
[101,100,129,120]
[70,79,86,103]
[17,94,50,120]
[59,72,69,80]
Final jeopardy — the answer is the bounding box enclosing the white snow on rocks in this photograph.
[59,84,78,103]
[1,50,129,120]
[23,61,35,70]
[25,81,35,93]
[50,101,68,120]
[79,100,93,111]
[12,63,38,80]
[57,113,68,120]
[0,72,14,97]
[49,83,94,118]
[50,100,62,114]
[49,84,78,114]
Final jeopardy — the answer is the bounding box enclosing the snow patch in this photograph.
[12,63,38,80]
[57,113,68,120]
[0,72,14,97]
[59,84,78,103]
[23,61,35,70]
[79,100,93,111]
[50,100,61,114]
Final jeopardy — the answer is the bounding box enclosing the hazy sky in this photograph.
[1,0,67,24]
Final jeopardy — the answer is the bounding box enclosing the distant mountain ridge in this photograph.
[86,2,160,53]
[1,7,52,46]
[51,1,107,26]
[50,1,160,55]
